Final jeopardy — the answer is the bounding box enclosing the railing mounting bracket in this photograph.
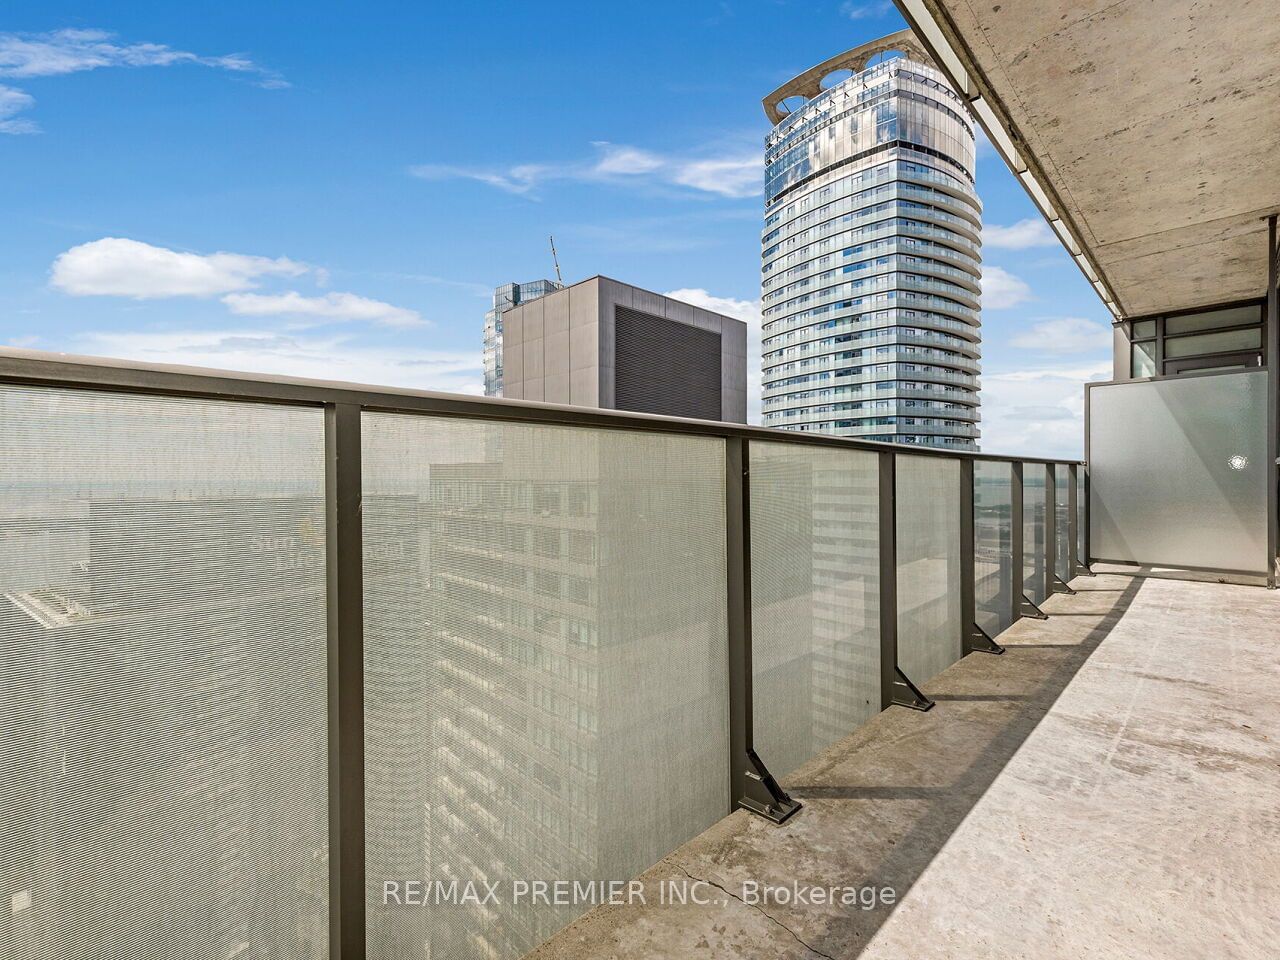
[891,667,935,711]
[968,622,1005,655]
[1020,593,1049,620]
[738,748,802,824]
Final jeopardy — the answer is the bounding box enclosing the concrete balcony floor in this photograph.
[528,573,1280,959]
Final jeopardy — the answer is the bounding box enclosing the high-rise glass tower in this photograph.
[483,279,564,397]
[760,30,982,448]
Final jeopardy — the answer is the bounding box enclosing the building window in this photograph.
[1130,301,1264,378]
[1163,327,1261,359]
[1131,341,1156,378]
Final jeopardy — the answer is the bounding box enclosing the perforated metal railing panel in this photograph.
[1023,464,1048,602]
[1054,465,1071,581]
[748,441,880,779]
[0,384,329,960]
[361,413,729,960]
[895,455,962,685]
[974,460,1015,638]
[1077,468,1087,564]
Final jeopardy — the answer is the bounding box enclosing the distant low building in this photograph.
[501,276,748,423]
[484,279,564,397]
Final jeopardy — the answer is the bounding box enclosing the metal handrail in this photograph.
[0,347,1079,466]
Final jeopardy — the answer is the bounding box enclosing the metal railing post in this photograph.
[1049,464,1076,595]
[960,458,977,654]
[1068,463,1078,574]
[326,403,366,959]
[963,459,1004,655]
[1266,214,1278,589]
[878,451,899,707]
[1011,461,1047,620]
[878,450,933,709]
[1010,461,1024,623]
[1045,463,1056,597]
[726,437,800,824]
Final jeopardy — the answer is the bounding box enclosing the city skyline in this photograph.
[0,2,1112,458]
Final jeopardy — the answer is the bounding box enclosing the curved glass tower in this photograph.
[760,30,982,447]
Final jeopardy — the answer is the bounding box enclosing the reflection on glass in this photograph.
[1054,464,1071,581]
[750,442,880,779]
[1163,327,1261,359]
[1077,467,1088,566]
[0,385,330,960]
[1132,341,1157,378]
[361,414,730,960]
[1086,373,1269,572]
[1023,464,1048,603]
[1164,304,1259,335]
[974,460,1014,637]
[896,455,962,684]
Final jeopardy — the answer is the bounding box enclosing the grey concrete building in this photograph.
[502,276,748,423]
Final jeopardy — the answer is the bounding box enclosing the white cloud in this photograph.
[984,218,1058,249]
[979,362,1110,459]
[0,28,284,133]
[51,237,307,298]
[0,28,273,79]
[982,266,1033,309]
[51,237,425,329]
[1010,316,1111,354]
[75,329,481,395]
[669,157,761,198]
[591,143,664,175]
[841,0,895,19]
[410,141,761,199]
[223,291,425,328]
[0,83,36,133]
[664,288,764,422]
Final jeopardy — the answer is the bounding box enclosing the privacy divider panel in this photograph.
[748,441,880,779]
[1023,464,1048,603]
[973,460,1015,638]
[361,413,730,960]
[1087,371,1268,573]
[895,455,962,685]
[0,385,330,959]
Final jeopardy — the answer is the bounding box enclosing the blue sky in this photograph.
[1,1,1111,457]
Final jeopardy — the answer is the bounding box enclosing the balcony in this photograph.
[1,326,1275,960]
[528,571,1280,959]
[0,347,1079,960]
[762,308,980,346]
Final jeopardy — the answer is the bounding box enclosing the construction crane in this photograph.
[549,235,563,285]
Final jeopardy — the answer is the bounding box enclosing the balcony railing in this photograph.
[0,348,1085,960]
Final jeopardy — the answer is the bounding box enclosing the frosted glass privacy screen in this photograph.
[361,413,730,960]
[1023,465,1048,602]
[896,455,962,685]
[1088,371,1268,572]
[749,441,880,779]
[973,461,1014,638]
[0,385,330,960]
